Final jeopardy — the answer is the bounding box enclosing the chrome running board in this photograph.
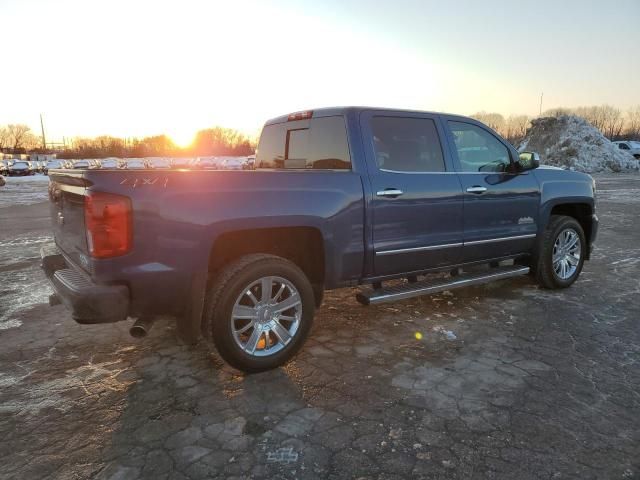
[356,266,530,306]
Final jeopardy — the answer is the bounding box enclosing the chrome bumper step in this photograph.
[356,266,530,305]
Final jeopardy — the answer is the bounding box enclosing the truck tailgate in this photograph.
[48,171,90,270]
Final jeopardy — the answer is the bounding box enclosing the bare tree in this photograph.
[470,112,506,133]
[6,124,35,150]
[0,126,11,150]
[624,106,640,139]
[504,115,530,144]
[599,106,624,139]
[191,127,255,156]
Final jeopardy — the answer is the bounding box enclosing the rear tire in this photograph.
[203,254,315,373]
[535,215,586,289]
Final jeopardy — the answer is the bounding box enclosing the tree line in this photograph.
[472,105,640,146]
[58,126,256,159]
[0,124,41,152]
[2,105,639,157]
[0,125,256,159]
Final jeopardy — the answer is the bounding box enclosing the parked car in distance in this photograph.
[122,158,147,169]
[44,160,63,175]
[42,106,599,373]
[27,161,40,174]
[172,157,196,169]
[0,160,9,176]
[193,157,220,169]
[147,157,172,169]
[8,161,32,176]
[613,140,640,159]
[221,157,245,170]
[75,159,100,169]
[99,158,120,169]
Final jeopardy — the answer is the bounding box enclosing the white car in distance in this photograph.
[613,141,640,159]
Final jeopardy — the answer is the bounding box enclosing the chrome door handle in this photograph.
[466,186,487,194]
[376,189,404,198]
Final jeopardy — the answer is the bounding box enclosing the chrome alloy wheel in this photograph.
[231,276,302,357]
[552,228,581,280]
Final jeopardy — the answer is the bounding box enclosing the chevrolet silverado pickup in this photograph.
[42,107,598,372]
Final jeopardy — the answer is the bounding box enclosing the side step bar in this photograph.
[356,266,530,306]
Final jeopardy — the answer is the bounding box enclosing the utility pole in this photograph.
[539,92,544,116]
[40,113,47,150]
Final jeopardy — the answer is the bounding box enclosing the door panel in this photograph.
[444,119,540,263]
[458,172,540,262]
[360,111,464,277]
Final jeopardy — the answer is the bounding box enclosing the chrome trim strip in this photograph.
[376,242,463,256]
[375,233,536,256]
[463,233,536,246]
[378,169,517,175]
[379,168,454,174]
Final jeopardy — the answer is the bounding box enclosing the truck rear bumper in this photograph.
[40,243,129,324]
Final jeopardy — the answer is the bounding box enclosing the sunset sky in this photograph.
[2,0,639,146]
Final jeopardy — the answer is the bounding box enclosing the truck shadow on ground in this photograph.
[95,277,559,479]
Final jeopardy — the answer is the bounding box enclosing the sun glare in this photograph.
[169,131,195,149]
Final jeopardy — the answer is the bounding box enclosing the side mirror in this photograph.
[518,151,540,171]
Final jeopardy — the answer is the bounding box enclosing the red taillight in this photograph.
[84,191,132,258]
[287,110,313,121]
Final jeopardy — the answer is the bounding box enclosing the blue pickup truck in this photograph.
[42,107,598,372]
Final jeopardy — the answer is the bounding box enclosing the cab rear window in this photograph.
[256,116,351,170]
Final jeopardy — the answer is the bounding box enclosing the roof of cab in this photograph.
[263,106,472,126]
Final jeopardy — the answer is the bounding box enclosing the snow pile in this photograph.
[518,115,639,173]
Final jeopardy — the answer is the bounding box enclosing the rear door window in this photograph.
[370,116,446,172]
[256,116,351,170]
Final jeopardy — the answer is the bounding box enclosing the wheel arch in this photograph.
[207,226,326,303]
[543,202,594,259]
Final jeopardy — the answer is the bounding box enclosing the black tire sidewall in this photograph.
[211,257,315,372]
[543,217,586,288]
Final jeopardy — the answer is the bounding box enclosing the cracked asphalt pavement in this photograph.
[0,174,639,479]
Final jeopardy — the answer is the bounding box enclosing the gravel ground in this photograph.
[0,174,638,480]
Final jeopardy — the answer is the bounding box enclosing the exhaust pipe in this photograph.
[130,317,155,338]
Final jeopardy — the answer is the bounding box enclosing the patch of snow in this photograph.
[0,319,22,330]
[0,233,53,327]
[433,325,457,341]
[518,115,640,173]
[596,188,640,204]
[3,175,50,183]
[0,359,128,417]
[0,176,49,207]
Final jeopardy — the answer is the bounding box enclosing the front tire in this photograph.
[535,215,586,289]
[203,254,315,373]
